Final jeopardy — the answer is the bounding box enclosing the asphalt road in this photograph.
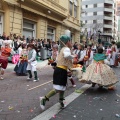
[0,63,82,120]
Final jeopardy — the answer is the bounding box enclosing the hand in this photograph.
[74,54,77,58]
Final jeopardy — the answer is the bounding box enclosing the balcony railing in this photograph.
[37,0,67,15]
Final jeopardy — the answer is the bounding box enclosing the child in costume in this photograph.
[27,44,39,82]
[40,35,76,110]
[14,44,28,76]
[80,47,118,88]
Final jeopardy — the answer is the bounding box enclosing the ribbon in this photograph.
[95,62,102,74]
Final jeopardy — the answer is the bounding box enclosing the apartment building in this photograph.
[0,0,81,42]
[81,0,117,42]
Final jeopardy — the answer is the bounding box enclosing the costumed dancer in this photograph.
[27,44,39,82]
[49,43,76,87]
[50,44,58,69]
[14,44,28,76]
[111,41,118,67]
[84,45,93,67]
[80,47,118,88]
[40,35,76,110]
[0,41,13,79]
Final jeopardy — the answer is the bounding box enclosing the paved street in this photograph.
[0,62,120,120]
[0,61,82,120]
[49,68,120,120]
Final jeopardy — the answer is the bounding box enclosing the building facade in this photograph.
[0,0,81,42]
[81,0,117,43]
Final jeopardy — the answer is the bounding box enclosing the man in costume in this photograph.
[40,35,76,110]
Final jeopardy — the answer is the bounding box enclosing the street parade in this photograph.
[0,0,120,120]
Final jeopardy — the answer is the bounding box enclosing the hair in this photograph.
[97,47,103,54]
[22,44,26,49]
[111,41,116,45]
[27,43,37,51]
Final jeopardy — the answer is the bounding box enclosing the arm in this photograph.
[89,51,93,60]
[78,51,85,61]
[63,47,74,60]
[28,50,36,62]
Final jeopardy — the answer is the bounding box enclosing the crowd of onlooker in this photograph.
[0,32,59,58]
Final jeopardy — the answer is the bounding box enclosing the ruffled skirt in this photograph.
[80,62,118,87]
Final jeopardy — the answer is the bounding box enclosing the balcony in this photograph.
[103,24,113,29]
[103,31,113,36]
[32,0,67,18]
[104,16,113,21]
[104,8,113,12]
[18,0,67,20]
[105,0,114,4]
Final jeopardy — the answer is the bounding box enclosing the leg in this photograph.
[31,61,38,82]
[40,89,57,110]
[27,63,32,80]
[59,91,65,109]
[27,70,32,79]
[0,68,4,80]
[33,71,39,82]
[68,76,76,87]
[68,71,76,87]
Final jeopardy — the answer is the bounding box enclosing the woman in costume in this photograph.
[80,47,118,88]
[40,35,76,110]
[27,44,39,82]
[84,45,94,67]
[0,42,13,79]
[111,41,118,67]
[14,44,28,76]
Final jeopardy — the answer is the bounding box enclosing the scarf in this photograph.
[93,53,106,62]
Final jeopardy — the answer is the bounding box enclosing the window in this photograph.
[69,1,73,16]
[74,0,78,18]
[86,5,88,8]
[93,12,97,15]
[47,27,55,41]
[74,5,77,18]
[69,0,78,18]
[94,4,97,8]
[0,13,3,36]
[23,20,36,38]
[93,20,97,24]
[85,20,87,23]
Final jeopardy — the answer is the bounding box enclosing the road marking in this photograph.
[28,80,53,91]
[32,84,91,120]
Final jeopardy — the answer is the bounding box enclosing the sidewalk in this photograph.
[32,67,120,120]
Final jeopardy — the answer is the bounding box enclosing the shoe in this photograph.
[92,83,96,87]
[27,77,32,80]
[33,78,39,82]
[60,101,65,109]
[40,97,46,110]
[72,85,76,88]
[0,77,4,80]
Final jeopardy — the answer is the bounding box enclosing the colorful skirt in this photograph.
[14,61,28,76]
[0,56,8,69]
[80,62,118,87]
